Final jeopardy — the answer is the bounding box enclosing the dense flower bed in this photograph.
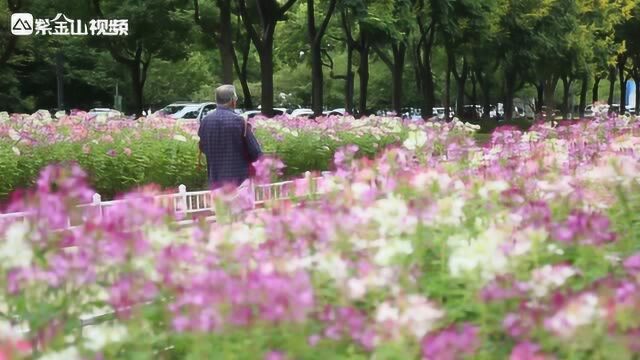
[1,113,639,359]
[0,111,475,199]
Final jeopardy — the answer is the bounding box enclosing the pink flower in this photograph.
[264,351,287,360]
[510,341,555,360]
[551,210,616,246]
[254,156,285,184]
[623,253,640,276]
[421,323,480,360]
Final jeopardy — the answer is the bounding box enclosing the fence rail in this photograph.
[0,171,329,229]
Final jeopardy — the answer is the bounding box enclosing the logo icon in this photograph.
[11,13,34,36]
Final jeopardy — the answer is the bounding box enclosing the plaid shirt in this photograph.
[198,106,262,187]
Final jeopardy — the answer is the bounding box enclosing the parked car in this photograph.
[87,108,123,119]
[155,102,216,122]
[323,108,346,116]
[584,105,595,118]
[514,106,526,118]
[242,107,288,119]
[291,108,314,118]
[460,105,482,120]
[433,107,455,120]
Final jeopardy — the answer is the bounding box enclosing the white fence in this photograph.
[0,171,329,229]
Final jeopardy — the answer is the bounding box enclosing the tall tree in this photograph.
[413,0,437,119]
[91,0,192,117]
[0,0,22,66]
[232,11,254,109]
[194,0,234,84]
[307,0,338,115]
[371,0,411,116]
[238,0,299,116]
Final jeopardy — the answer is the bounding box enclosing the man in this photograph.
[198,84,262,189]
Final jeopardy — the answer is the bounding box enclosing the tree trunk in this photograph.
[618,59,627,111]
[421,34,435,119]
[607,67,616,107]
[504,70,516,121]
[310,40,324,115]
[561,76,572,120]
[476,71,491,120]
[217,0,234,84]
[444,52,452,121]
[391,44,406,116]
[592,76,600,103]
[258,30,275,116]
[635,76,640,115]
[579,73,588,118]
[345,44,355,114]
[544,75,559,120]
[130,62,144,118]
[535,82,544,112]
[471,72,477,109]
[357,36,369,117]
[232,39,253,109]
[455,59,468,118]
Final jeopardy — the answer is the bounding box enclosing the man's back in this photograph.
[198,106,262,187]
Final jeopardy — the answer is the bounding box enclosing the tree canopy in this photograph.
[1,0,639,119]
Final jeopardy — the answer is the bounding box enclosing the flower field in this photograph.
[2,111,640,359]
[1,111,429,199]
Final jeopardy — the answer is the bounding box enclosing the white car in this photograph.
[291,108,314,118]
[87,108,123,119]
[241,108,288,119]
[155,102,217,122]
[432,107,455,120]
[323,108,346,116]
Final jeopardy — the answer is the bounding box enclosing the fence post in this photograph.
[92,193,102,220]
[250,180,256,210]
[178,185,187,214]
[305,171,312,195]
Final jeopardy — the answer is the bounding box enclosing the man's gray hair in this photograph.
[215,84,238,106]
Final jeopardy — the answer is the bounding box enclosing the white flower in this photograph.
[82,323,128,351]
[0,320,28,341]
[478,180,510,199]
[173,134,187,142]
[368,195,415,236]
[375,302,400,323]
[547,243,564,255]
[448,225,513,282]
[351,182,372,199]
[0,112,9,123]
[374,238,413,266]
[402,130,428,150]
[433,196,466,226]
[400,295,444,338]
[347,278,367,300]
[529,265,577,298]
[521,131,541,142]
[146,225,174,248]
[37,346,81,360]
[314,253,349,281]
[545,293,605,339]
[0,222,32,270]
[8,128,20,141]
